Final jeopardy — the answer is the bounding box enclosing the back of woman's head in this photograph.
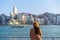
[33,22,42,37]
[33,22,40,34]
[33,22,40,27]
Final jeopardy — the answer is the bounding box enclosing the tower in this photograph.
[10,6,18,19]
[13,6,17,15]
[10,12,14,19]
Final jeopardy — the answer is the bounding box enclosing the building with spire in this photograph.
[13,6,17,15]
[10,6,18,19]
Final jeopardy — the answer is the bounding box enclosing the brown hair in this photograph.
[33,22,41,36]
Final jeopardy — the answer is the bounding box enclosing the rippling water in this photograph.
[0,25,60,40]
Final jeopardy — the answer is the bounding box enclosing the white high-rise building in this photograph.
[10,6,18,19]
[13,6,17,15]
[10,12,15,19]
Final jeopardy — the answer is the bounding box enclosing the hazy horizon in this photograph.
[0,0,60,16]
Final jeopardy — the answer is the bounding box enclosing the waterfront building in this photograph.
[34,16,39,22]
[38,14,48,25]
[43,12,54,24]
[0,15,2,25]
[52,15,57,25]
[10,12,14,19]
[13,6,17,15]
[30,15,34,23]
[17,13,24,24]
[0,14,7,25]
[5,16,10,25]
[39,18,44,24]
[10,6,18,19]
[17,13,32,24]
[27,15,33,24]
[56,15,60,25]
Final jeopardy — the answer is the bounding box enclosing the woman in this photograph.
[30,22,42,40]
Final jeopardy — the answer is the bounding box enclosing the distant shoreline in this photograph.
[0,24,60,27]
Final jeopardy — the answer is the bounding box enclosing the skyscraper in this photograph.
[10,6,18,19]
[13,6,17,15]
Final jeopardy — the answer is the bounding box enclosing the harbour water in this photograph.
[0,25,60,40]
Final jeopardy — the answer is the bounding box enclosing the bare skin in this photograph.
[30,28,42,40]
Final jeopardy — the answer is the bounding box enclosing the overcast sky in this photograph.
[0,0,60,16]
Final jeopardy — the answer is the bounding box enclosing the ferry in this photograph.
[8,14,27,28]
[9,19,24,28]
[11,24,24,28]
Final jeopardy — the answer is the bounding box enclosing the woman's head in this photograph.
[33,22,40,27]
[33,22,41,35]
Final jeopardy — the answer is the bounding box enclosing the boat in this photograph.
[9,19,24,28]
[8,14,27,28]
[11,24,24,28]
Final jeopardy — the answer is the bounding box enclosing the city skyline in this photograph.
[0,0,60,16]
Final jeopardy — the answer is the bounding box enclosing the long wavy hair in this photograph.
[33,22,42,36]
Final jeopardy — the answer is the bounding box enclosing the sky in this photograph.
[0,0,60,16]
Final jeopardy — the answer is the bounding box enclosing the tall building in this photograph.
[10,6,18,19]
[13,6,17,15]
[56,15,60,25]
[10,12,14,19]
[0,14,7,25]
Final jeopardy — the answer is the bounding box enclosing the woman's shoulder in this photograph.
[30,28,35,38]
[30,28,34,31]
